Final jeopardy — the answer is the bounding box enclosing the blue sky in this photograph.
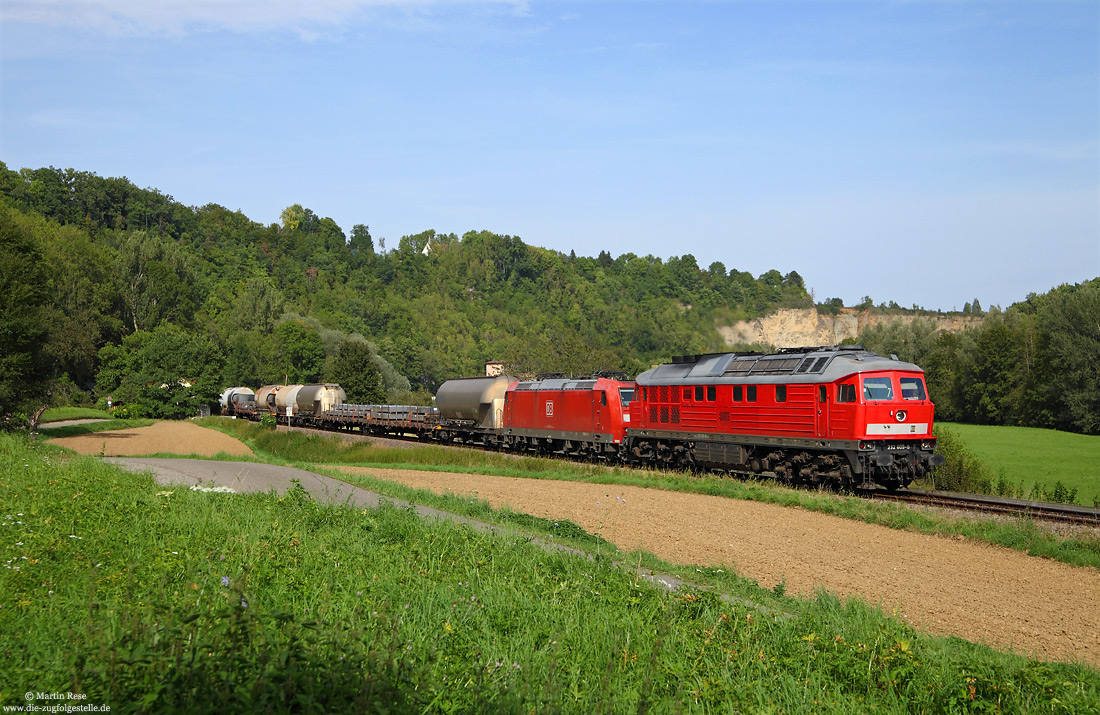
[2,0,1097,312]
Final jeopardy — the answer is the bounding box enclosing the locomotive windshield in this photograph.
[619,388,635,407]
[901,377,927,400]
[863,377,894,401]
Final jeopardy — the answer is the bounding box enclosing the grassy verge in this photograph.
[937,422,1100,507]
[39,407,113,423]
[2,432,1097,713]
[201,418,1100,571]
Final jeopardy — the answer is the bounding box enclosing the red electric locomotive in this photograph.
[628,346,944,489]
[500,374,635,461]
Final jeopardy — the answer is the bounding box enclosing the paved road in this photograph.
[38,418,111,429]
[107,457,491,530]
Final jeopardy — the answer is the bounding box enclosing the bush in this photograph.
[110,404,146,420]
[932,427,996,494]
[258,414,277,430]
[1028,481,1079,506]
[2,411,28,432]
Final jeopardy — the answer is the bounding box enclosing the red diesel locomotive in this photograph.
[627,346,944,489]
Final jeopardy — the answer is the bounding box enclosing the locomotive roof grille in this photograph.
[514,379,599,391]
[638,345,919,386]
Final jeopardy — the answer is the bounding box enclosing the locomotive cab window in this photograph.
[900,377,927,400]
[837,384,857,403]
[775,385,787,403]
[619,388,635,406]
[863,377,894,401]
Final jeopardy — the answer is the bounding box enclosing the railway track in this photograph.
[874,489,1100,526]
[277,422,1100,527]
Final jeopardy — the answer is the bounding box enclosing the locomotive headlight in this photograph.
[921,440,936,450]
[894,410,907,423]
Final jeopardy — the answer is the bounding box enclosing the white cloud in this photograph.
[1,0,527,35]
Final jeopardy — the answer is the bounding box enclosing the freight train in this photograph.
[220,345,944,490]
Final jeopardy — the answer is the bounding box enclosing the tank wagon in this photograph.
[254,385,281,416]
[218,387,256,417]
[434,375,515,443]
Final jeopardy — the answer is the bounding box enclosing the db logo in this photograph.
[545,401,554,416]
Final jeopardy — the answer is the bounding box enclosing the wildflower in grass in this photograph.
[240,598,248,608]
[221,576,229,587]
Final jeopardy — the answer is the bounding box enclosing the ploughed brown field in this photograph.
[54,421,1100,667]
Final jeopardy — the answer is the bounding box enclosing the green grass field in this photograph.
[3,431,1098,713]
[38,406,112,422]
[938,422,1100,506]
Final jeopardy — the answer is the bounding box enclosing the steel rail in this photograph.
[873,488,1100,526]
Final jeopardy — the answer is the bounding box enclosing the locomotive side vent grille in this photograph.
[671,388,680,404]
[660,386,669,402]
[650,406,658,422]
[671,407,680,424]
[660,407,670,423]
[720,411,730,422]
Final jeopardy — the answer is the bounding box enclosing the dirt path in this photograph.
[48,420,253,458]
[49,421,1100,667]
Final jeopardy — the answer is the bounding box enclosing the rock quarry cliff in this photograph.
[718,308,979,349]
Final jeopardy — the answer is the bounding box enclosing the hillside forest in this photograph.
[2,162,1098,435]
